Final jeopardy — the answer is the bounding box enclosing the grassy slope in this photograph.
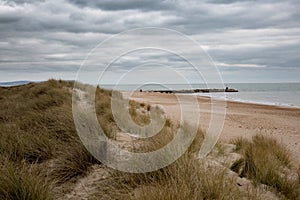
[0,80,298,199]
[0,80,99,199]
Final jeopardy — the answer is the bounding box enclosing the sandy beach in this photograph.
[126,91,300,164]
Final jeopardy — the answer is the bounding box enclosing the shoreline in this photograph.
[197,93,300,109]
[170,92,300,109]
[197,94,300,110]
[122,89,300,109]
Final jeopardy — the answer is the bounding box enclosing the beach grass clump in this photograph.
[231,135,299,199]
[13,132,53,163]
[130,122,175,153]
[231,137,251,152]
[214,142,226,156]
[252,135,291,166]
[134,161,241,200]
[95,87,118,139]
[128,100,151,126]
[0,160,52,200]
[50,139,101,184]
[126,118,201,156]
[0,127,54,163]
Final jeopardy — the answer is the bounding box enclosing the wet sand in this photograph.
[125,91,300,164]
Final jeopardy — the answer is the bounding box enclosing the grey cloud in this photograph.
[174,1,300,33]
[2,0,298,35]
[0,14,20,23]
[69,12,86,21]
[210,42,300,70]
[6,0,45,4]
[206,0,260,4]
[207,0,299,4]
[67,0,173,11]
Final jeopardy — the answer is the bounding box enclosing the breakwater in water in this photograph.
[145,88,238,94]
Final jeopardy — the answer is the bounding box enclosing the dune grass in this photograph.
[0,80,159,197]
[95,86,118,139]
[0,80,102,197]
[0,159,52,200]
[128,100,151,126]
[50,139,100,183]
[0,80,73,165]
[89,128,255,200]
[0,128,53,163]
[231,135,300,199]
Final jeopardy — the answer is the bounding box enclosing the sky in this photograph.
[0,0,299,84]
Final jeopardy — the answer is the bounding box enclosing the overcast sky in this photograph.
[0,0,299,83]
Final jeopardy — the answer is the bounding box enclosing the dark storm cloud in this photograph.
[206,0,275,4]
[1,0,299,34]
[0,0,299,82]
[67,0,173,11]
[207,0,300,4]
[0,14,20,23]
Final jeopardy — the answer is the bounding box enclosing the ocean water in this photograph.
[102,82,300,108]
[0,80,30,87]
[199,83,300,108]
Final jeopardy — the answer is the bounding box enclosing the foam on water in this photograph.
[196,91,300,108]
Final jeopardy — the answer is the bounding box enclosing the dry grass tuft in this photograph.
[50,139,100,183]
[95,86,118,139]
[0,159,52,200]
[129,100,151,126]
[0,80,102,197]
[231,135,299,199]
[0,129,53,163]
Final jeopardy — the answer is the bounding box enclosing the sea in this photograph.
[101,82,300,108]
[199,83,300,108]
[1,81,300,108]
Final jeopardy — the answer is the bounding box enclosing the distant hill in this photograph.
[0,80,31,87]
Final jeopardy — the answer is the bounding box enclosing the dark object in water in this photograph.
[225,87,238,92]
[148,88,238,94]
